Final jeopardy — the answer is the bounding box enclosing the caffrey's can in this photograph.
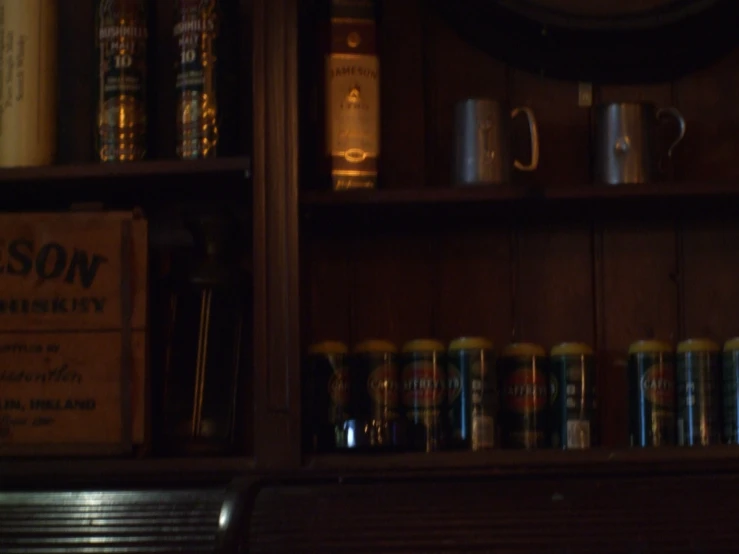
[447,337,497,451]
[676,338,721,446]
[345,340,403,450]
[302,341,350,452]
[723,338,739,444]
[549,342,597,449]
[498,342,549,449]
[402,339,447,452]
[628,340,675,447]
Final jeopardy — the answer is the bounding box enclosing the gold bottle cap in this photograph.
[550,342,593,357]
[724,337,739,352]
[448,337,493,351]
[308,341,348,355]
[354,339,397,353]
[402,339,446,353]
[501,342,546,358]
[628,339,672,355]
[677,338,719,354]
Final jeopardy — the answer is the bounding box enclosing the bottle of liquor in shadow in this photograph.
[174,0,238,158]
[322,0,380,190]
[160,212,247,455]
[96,0,149,162]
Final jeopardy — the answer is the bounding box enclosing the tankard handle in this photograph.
[511,106,539,171]
[656,106,686,159]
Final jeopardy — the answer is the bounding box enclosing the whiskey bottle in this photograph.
[325,0,380,190]
[96,0,148,162]
[174,0,220,159]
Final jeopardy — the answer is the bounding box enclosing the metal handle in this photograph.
[512,106,539,171]
[656,106,686,159]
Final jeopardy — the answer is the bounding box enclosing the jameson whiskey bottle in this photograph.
[325,0,380,190]
[96,0,148,162]
[175,0,220,159]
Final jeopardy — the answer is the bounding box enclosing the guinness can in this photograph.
[302,341,349,452]
[628,340,675,447]
[549,342,597,449]
[498,342,549,449]
[402,339,446,452]
[676,338,720,446]
[345,340,403,450]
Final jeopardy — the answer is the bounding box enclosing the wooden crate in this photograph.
[0,211,147,455]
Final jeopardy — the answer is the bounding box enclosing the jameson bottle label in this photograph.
[97,0,148,162]
[326,0,379,190]
[175,0,219,159]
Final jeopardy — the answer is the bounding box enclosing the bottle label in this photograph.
[175,0,219,158]
[325,53,379,187]
[97,0,148,161]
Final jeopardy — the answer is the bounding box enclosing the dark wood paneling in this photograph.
[250,474,739,553]
[435,227,513,346]
[379,0,426,189]
[674,48,739,181]
[516,225,594,346]
[509,72,590,187]
[351,231,436,345]
[682,221,739,341]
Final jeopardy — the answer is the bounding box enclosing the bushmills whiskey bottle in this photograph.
[325,0,380,190]
[175,0,221,159]
[96,0,148,162]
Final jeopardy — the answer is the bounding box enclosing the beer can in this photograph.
[447,337,497,451]
[549,342,597,449]
[401,339,446,452]
[302,341,349,452]
[345,340,403,450]
[676,338,721,446]
[628,339,675,447]
[498,342,549,449]
[723,338,739,444]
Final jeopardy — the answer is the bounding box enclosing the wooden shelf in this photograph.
[304,446,739,477]
[0,157,252,184]
[0,456,256,485]
[301,182,739,227]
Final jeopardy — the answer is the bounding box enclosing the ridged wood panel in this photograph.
[250,474,739,553]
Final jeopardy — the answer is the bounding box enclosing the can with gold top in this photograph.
[345,339,403,450]
[549,342,597,449]
[628,339,675,447]
[498,342,549,449]
[447,337,497,451]
[723,338,739,444]
[676,338,721,446]
[402,339,447,452]
[303,341,350,452]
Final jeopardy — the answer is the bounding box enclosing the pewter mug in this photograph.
[453,99,539,186]
[593,102,686,185]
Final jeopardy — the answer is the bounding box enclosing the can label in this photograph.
[327,366,349,421]
[677,351,720,446]
[402,360,445,413]
[367,362,399,417]
[550,355,596,449]
[97,0,148,161]
[723,350,739,444]
[175,0,219,158]
[628,353,676,447]
[499,359,549,449]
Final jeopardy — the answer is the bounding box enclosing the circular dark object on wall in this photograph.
[427,0,739,83]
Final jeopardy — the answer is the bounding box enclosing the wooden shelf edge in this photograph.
[303,446,739,476]
[300,181,739,208]
[0,156,252,184]
[0,456,256,481]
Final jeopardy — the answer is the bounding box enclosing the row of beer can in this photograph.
[301,337,599,452]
